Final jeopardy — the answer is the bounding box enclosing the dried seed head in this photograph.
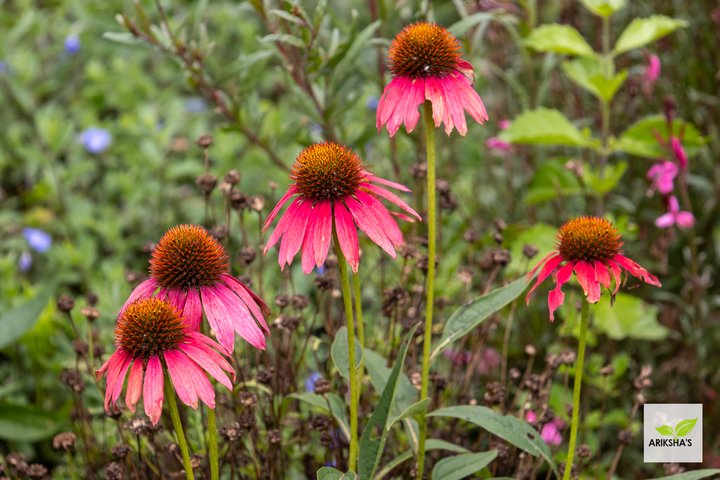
[292,142,363,202]
[53,432,77,452]
[57,295,75,313]
[388,22,461,78]
[557,216,622,262]
[115,298,186,359]
[150,225,229,289]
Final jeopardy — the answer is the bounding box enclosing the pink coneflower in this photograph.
[97,298,234,424]
[122,225,269,352]
[526,217,661,321]
[377,21,488,136]
[263,142,420,273]
[656,196,695,229]
[647,160,678,195]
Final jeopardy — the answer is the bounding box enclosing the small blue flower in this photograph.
[310,123,323,135]
[0,61,8,75]
[18,251,33,272]
[79,128,112,154]
[305,371,322,392]
[184,98,207,113]
[366,96,379,111]
[22,228,52,253]
[316,265,327,275]
[64,35,80,54]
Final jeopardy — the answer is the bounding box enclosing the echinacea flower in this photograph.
[655,196,694,229]
[377,21,488,136]
[122,225,270,352]
[647,160,678,195]
[263,142,420,273]
[526,217,661,321]
[97,298,234,424]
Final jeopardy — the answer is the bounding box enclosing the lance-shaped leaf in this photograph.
[431,451,498,480]
[524,24,596,58]
[613,16,688,55]
[498,108,593,147]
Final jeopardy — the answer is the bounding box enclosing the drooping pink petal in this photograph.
[377,76,409,133]
[525,254,563,303]
[354,191,403,246]
[183,288,202,331]
[456,74,488,125]
[179,352,216,409]
[143,356,164,425]
[361,183,421,220]
[574,260,602,303]
[180,342,233,390]
[203,284,266,351]
[655,212,675,228]
[333,201,360,272]
[345,195,395,256]
[264,186,298,231]
[595,262,612,290]
[300,204,318,274]
[425,76,445,128]
[401,78,425,134]
[548,263,574,322]
[363,172,411,192]
[220,274,269,333]
[312,201,333,268]
[164,349,199,409]
[119,278,158,317]
[125,359,144,412]
[455,59,474,81]
[165,288,187,313]
[264,198,304,254]
[445,75,468,136]
[110,354,134,407]
[200,286,237,352]
[278,199,311,268]
[608,260,622,294]
[527,252,559,280]
[186,330,232,358]
[613,255,661,287]
[103,350,131,410]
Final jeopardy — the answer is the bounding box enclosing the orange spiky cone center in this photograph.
[291,142,363,202]
[115,298,186,358]
[150,224,229,289]
[388,21,461,78]
[557,216,622,261]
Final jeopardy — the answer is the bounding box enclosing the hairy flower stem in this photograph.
[417,100,437,479]
[334,232,359,471]
[353,273,365,400]
[563,299,589,480]
[165,381,195,480]
[207,407,219,480]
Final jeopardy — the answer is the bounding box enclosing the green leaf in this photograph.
[316,467,357,480]
[579,0,626,17]
[524,24,596,58]
[652,470,720,480]
[102,31,145,46]
[0,404,63,442]
[655,425,674,436]
[583,161,627,195]
[524,159,583,205]
[562,58,628,102]
[431,451,497,480]
[432,277,530,360]
[387,398,430,431]
[358,325,418,480]
[331,326,364,379]
[613,16,688,55]
[289,393,350,441]
[261,33,306,49]
[674,418,698,437]
[616,115,706,158]
[0,284,54,350]
[364,349,417,417]
[448,13,495,36]
[375,440,469,480]
[498,108,592,147]
[593,293,668,341]
[429,406,558,475]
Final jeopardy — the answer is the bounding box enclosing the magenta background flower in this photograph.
[670,136,688,169]
[97,298,234,425]
[525,410,538,424]
[486,136,512,152]
[647,160,678,194]
[377,22,488,136]
[643,54,661,92]
[526,217,661,321]
[123,225,270,352]
[656,196,695,229]
[541,418,564,446]
[264,142,420,274]
[442,348,472,365]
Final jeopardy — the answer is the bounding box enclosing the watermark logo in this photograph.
[644,404,702,463]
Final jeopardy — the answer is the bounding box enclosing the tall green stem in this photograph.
[334,233,359,471]
[165,381,195,480]
[416,101,437,479]
[563,299,589,480]
[207,406,219,480]
[352,272,365,401]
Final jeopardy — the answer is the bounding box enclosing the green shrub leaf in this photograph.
[524,24,596,57]
[614,16,688,55]
[431,451,498,480]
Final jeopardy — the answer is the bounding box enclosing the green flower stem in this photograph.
[563,298,589,480]
[352,272,365,399]
[334,232,359,472]
[207,406,219,480]
[165,381,195,480]
[417,100,437,479]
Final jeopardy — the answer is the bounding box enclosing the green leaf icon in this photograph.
[674,418,698,437]
[656,425,674,436]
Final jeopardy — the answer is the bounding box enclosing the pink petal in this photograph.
[264,186,298,231]
[119,278,158,318]
[608,261,622,294]
[361,183,421,221]
[221,274,269,333]
[300,215,317,274]
[143,356,164,425]
[595,262,612,290]
[278,199,311,268]
[456,74,488,125]
[525,254,563,303]
[125,359,144,412]
[362,172,411,192]
[613,255,661,287]
[186,330,233,358]
[164,350,199,409]
[354,190,403,246]
[165,288,187,313]
[103,350,131,410]
[200,286,237,352]
[377,76,409,134]
[345,195,396,256]
[655,212,675,228]
[312,201,333,268]
[445,75,468,136]
[676,211,695,229]
[264,198,303,255]
[333,201,360,272]
[575,260,602,303]
[527,252,559,280]
[204,284,266,351]
[180,343,233,390]
[110,354,134,407]
[424,76,445,128]
[183,288,202,331]
[548,263,574,322]
[401,78,425,134]
[668,195,680,214]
